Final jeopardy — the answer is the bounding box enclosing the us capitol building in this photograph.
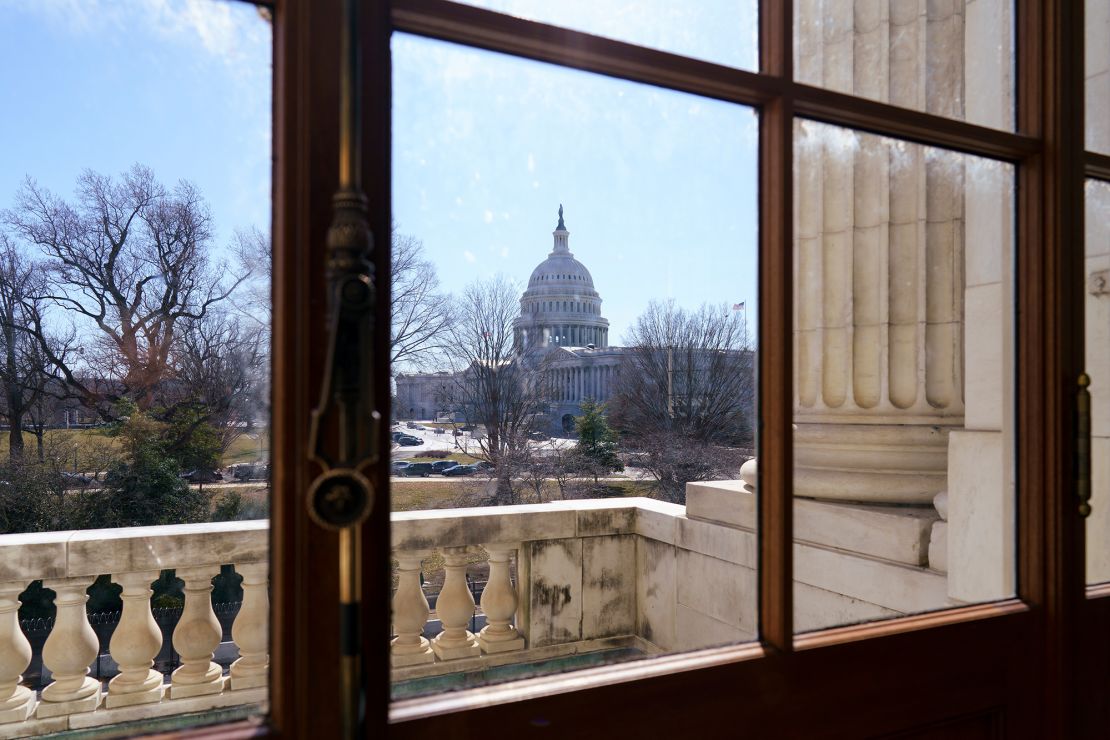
[395,207,625,432]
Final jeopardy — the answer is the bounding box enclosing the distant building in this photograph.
[395,207,625,432]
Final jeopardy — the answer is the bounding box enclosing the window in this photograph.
[4,0,1090,737]
[0,1,272,737]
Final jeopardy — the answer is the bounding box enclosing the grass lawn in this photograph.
[0,429,119,469]
[0,428,268,470]
[223,431,269,466]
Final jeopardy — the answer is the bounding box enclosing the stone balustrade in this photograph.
[391,486,958,685]
[390,497,759,681]
[0,521,268,737]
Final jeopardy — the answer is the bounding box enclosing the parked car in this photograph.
[61,472,96,488]
[402,462,436,477]
[429,460,457,473]
[442,464,477,476]
[391,431,407,442]
[180,469,223,483]
[475,460,494,471]
[229,463,269,481]
[527,431,549,441]
[459,424,476,432]
[390,461,412,473]
[396,435,424,446]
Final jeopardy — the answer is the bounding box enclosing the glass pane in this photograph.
[792,119,1015,632]
[391,34,758,699]
[794,0,1014,132]
[1087,179,1110,585]
[0,1,271,734]
[447,0,758,71]
[1087,0,1110,153]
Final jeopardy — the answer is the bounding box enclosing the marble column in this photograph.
[792,0,968,505]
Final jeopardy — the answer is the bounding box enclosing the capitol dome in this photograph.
[514,206,610,351]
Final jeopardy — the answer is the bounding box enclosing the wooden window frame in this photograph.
[170,0,1095,736]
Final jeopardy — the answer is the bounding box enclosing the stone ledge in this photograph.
[0,689,266,738]
[0,521,269,582]
[390,634,660,683]
[685,481,937,566]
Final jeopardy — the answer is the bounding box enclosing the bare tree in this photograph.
[0,235,57,459]
[4,165,248,415]
[171,308,267,455]
[391,227,454,371]
[608,300,755,503]
[445,275,551,504]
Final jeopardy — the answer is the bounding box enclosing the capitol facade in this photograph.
[395,208,626,432]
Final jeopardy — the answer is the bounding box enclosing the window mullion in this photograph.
[757,0,793,653]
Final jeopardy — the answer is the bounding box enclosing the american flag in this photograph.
[732,302,746,311]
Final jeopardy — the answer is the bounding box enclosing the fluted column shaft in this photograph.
[791,3,967,504]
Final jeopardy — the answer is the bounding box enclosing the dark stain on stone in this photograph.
[533,579,572,615]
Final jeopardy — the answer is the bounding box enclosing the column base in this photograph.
[105,683,165,709]
[478,633,525,654]
[0,689,36,724]
[432,634,480,661]
[229,672,268,691]
[794,422,953,504]
[169,675,227,700]
[392,645,435,667]
[36,688,101,719]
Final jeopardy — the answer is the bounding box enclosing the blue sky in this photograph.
[0,0,759,347]
[0,0,272,256]
[392,33,759,344]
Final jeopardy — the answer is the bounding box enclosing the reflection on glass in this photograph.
[791,120,1015,632]
[449,0,758,70]
[1087,0,1110,153]
[390,34,758,699]
[794,0,1014,131]
[0,0,271,734]
[1086,179,1110,585]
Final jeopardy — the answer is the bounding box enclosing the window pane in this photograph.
[391,34,758,699]
[794,0,1014,132]
[446,0,758,71]
[791,119,1015,632]
[1087,178,1110,585]
[1087,0,1110,153]
[0,0,271,734]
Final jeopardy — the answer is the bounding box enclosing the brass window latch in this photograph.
[1078,373,1092,519]
[305,0,377,736]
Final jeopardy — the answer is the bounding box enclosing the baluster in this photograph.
[0,581,35,723]
[391,551,434,667]
[170,567,224,698]
[478,544,524,654]
[38,577,100,718]
[430,548,480,660]
[230,563,268,690]
[106,571,164,708]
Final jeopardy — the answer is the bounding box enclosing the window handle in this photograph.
[1078,373,1092,518]
[305,0,377,735]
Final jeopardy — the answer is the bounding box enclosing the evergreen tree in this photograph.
[574,399,623,483]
